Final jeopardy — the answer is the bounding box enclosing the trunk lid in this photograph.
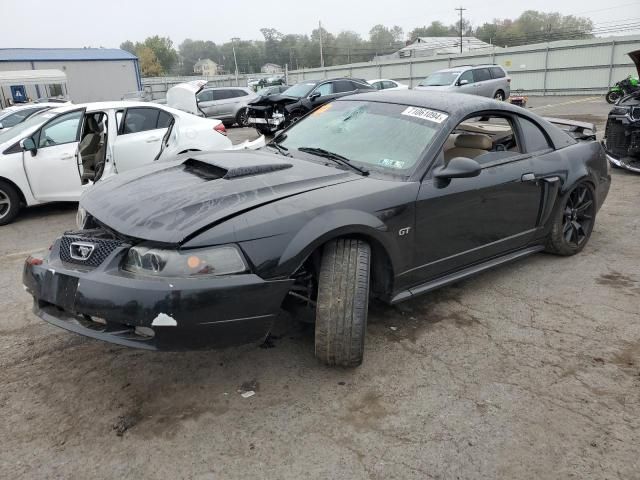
[165,80,207,116]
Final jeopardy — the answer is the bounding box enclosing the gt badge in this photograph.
[398,227,411,236]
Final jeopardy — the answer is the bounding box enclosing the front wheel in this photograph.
[315,239,371,367]
[236,108,250,127]
[606,90,622,104]
[255,125,273,136]
[0,180,21,226]
[545,183,596,256]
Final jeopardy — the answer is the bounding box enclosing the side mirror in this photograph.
[0,122,4,130]
[433,157,481,182]
[20,137,37,156]
[309,92,321,101]
[458,79,469,86]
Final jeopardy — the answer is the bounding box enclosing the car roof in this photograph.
[434,64,503,73]
[368,79,397,83]
[47,101,168,114]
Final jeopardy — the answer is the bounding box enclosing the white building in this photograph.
[193,59,219,76]
[379,37,495,60]
[261,63,283,74]
[0,48,141,105]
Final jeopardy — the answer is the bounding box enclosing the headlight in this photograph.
[610,106,628,116]
[122,245,248,277]
[76,206,88,230]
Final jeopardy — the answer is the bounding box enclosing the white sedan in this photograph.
[0,101,259,225]
[367,79,410,91]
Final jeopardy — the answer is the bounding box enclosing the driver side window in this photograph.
[37,110,82,148]
[458,70,474,84]
[313,83,334,96]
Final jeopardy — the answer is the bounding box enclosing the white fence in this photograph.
[287,35,640,95]
[143,35,640,98]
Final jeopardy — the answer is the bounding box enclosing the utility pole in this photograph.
[319,20,325,68]
[231,37,240,86]
[455,6,466,54]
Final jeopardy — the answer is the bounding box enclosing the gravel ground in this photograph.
[1,97,639,480]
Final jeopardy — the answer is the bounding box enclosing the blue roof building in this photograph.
[0,48,142,104]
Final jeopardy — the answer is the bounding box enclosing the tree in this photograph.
[369,24,400,55]
[120,40,136,55]
[179,39,220,75]
[137,46,163,77]
[141,36,178,73]
[409,21,450,40]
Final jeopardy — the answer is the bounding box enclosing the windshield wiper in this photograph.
[266,134,291,157]
[297,147,369,176]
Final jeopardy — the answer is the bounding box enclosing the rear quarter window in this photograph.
[490,67,506,78]
[518,117,552,152]
[473,68,492,82]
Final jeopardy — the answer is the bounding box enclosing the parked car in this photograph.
[604,49,640,173]
[198,86,258,127]
[415,64,510,100]
[246,78,376,135]
[0,102,66,130]
[0,101,237,225]
[23,91,610,367]
[368,78,409,90]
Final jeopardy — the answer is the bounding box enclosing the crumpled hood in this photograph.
[247,94,300,106]
[82,150,359,244]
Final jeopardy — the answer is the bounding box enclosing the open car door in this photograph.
[23,107,87,202]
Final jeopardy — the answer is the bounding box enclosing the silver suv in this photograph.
[196,87,258,127]
[415,65,510,100]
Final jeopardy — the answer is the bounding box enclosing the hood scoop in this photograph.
[183,157,292,180]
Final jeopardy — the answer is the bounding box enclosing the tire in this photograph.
[236,108,250,127]
[545,182,596,256]
[0,180,21,226]
[315,238,371,367]
[494,90,505,101]
[605,91,622,104]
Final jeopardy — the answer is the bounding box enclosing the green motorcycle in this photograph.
[606,75,639,104]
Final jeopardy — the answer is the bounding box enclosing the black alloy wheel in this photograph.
[546,183,596,255]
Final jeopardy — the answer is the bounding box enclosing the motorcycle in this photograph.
[606,75,639,104]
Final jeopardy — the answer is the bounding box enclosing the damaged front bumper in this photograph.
[605,152,640,173]
[23,239,293,350]
[247,113,285,127]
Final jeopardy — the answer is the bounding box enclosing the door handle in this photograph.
[521,173,536,182]
[60,154,74,160]
[145,136,160,143]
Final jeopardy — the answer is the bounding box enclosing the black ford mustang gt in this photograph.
[23,91,611,367]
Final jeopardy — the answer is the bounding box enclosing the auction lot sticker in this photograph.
[401,107,448,123]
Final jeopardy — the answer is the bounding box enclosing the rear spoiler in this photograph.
[544,117,596,141]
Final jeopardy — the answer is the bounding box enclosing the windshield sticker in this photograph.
[379,158,406,169]
[401,107,448,123]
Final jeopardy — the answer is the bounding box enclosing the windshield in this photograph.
[282,82,316,98]
[278,100,444,173]
[0,110,55,145]
[418,72,460,86]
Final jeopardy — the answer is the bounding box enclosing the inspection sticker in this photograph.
[401,106,448,123]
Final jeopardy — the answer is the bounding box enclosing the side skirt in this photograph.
[390,245,544,304]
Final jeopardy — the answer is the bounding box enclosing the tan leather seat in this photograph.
[444,134,492,161]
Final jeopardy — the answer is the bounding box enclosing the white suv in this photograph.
[415,65,510,100]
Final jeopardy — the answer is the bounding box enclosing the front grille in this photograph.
[605,120,630,157]
[59,234,125,268]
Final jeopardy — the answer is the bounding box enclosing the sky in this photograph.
[1,0,639,48]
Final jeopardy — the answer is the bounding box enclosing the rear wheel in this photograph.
[545,183,596,256]
[314,238,370,367]
[0,180,21,226]
[494,90,506,101]
[606,90,622,104]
